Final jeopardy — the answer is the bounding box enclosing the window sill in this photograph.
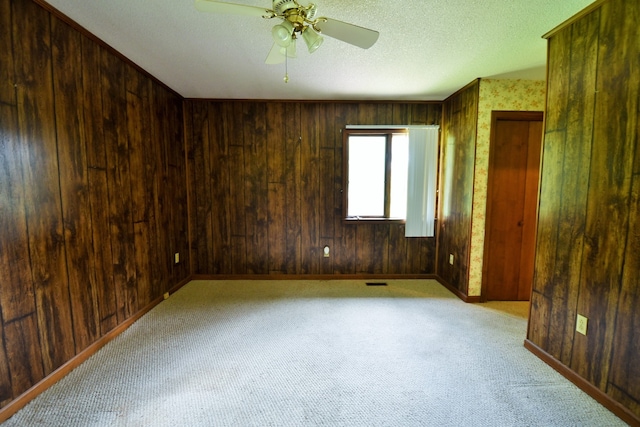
[343,217,406,225]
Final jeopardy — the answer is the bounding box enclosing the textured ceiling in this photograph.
[42,0,594,101]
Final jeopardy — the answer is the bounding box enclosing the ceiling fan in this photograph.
[194,0,379,67]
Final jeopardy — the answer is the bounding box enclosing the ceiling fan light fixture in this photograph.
[272,19,294,47]
[302,27,323,53]
[285,38,297,58]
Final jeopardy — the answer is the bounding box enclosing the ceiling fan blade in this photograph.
[314,18,379,49]
[265,43,286,64]
[194,0,271,17]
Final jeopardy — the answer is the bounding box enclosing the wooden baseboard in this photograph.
[434,276,481,303]
[524,339,640,427]
[0,276,191,424]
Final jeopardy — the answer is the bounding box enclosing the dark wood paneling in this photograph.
[51,17,100,352]
[4,315,44,399]
[101,48,138,323]
[332,103,358,274]
[300,103,323,273]
[528,0,640,422]
[185,101,442,276]
[0,1,25,398]
[0,0,190,413]
[81,36,118,335]
[608,179,640,416]
[0,108,35,325]
[208,102,231,274]
[243,102,269,274]
[13,0,76,375]
[0,0,14,106]
[437,81,479,294]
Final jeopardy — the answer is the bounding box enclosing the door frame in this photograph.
[481,110,544,301]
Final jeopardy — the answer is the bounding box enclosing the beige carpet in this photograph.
[2,279,625,426]
[478,301,530,319]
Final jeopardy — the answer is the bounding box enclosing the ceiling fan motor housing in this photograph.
[272,0,299,15]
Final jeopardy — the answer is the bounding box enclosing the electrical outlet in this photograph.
[174,253,179,264]
[576,314,588,335]
[449,254,454,265]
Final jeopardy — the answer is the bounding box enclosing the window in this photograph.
[343,126,439,237]
[344,129,408,220]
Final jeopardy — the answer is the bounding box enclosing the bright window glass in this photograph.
[347,136,386,217]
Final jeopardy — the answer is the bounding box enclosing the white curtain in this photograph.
[405,127,439,237]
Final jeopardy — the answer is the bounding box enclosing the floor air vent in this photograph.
[366,282,388,286]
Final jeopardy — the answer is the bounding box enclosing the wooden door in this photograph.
[483,111,543,301]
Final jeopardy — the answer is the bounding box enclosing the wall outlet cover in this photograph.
[576,314,588,335]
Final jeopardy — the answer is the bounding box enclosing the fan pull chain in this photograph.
[284,52,289,83]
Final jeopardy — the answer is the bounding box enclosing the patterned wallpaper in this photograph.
[468,79,546,296]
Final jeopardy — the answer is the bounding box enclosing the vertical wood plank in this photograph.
[0,325,10,406]
[333,103,358,274]
[4,314,44,399]
[191,101,213,273]
[102,49,136,321]
[51,16,100,351]
[13,0,76,374]
[80,35,117,334]
[229,139,247,273]
[150,82,171,296]
[126,66,153,310]
[373,224,389,274]
[0,1,17,395]
[300,103,322,273]
[528,290,551,346]
[284,104,302,273]
[168,96,188,282]
[227,104,246,251]
[209,101,232,274]
[387,224,408,274]
[319,103,336,244]
[0,105,34,323]
[545,29,572,132]
[268,182,287,274]
[319,147,335,240]
[184,101,197,274]
[243,102,268,274]
[266,103,287,274]
[266,102,286,184]
[0,0,15,106]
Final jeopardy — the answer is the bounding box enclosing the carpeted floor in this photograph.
[2,279,626,426]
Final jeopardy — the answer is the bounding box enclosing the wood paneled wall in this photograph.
[527,0,640,422]
[184,101,442,276]
[436,81,479,297]
[0,0,189,410]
